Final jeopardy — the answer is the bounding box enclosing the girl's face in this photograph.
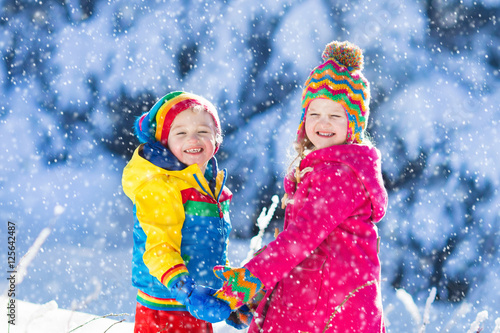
[305,98,348,149]
[167,108,217,173]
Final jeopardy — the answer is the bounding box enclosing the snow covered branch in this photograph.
[241,195,279,265]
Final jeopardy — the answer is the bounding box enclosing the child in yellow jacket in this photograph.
[122,91,238,333]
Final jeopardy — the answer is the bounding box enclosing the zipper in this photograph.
[216,202,225,237]
[193,170,228,237]
[216,170,228,237]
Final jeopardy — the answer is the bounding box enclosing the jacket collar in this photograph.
[285,144,388,222]
[138,141,223,200]
[140,141,187,171]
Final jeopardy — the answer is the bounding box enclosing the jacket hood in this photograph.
[140,141,188,171]
[297,144,388,222]
[122,141,222,202]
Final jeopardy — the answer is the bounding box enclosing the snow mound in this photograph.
[3,298,133,333]
[2,298,241,333]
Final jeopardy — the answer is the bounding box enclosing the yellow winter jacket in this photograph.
[122,142,232,310]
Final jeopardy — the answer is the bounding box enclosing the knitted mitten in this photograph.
[213,266,264,310]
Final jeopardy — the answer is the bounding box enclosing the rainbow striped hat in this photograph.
[134,91,221,152]
[298,40,370,144]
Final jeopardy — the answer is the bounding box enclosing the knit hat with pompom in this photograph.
[134,91,222,152]
[297,40,370,144]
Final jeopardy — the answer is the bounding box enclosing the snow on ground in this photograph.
[2,298,134,333]
[1,298,243,332]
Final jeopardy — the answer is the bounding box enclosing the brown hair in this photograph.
[286,136,313,178]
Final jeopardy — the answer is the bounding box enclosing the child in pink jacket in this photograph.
[212,40,388,332]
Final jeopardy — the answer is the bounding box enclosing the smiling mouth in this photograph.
[317,132,334,137]
[185,148,203,153]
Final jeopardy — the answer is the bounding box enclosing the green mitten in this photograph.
[213,266,264,310]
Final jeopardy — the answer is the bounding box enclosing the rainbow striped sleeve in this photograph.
[161,263,190,289]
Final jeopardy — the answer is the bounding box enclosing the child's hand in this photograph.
[187,285,232,323]
[225,285,266,330]
[225,304,253,330]
[213,266,264,310]
[172,276,231,323]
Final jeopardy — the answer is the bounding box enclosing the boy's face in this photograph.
[305,98,348,149]
[167,108,217,173]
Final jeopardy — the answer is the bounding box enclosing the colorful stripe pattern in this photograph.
[183,196,230,218]
[137,290,186,311]
[298,41,370,144]
[158,185,231,291]
[161,264,190,289]
[135,91,221,151]
[213,266,264,310]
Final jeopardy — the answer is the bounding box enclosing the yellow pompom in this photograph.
[321,40,364,71]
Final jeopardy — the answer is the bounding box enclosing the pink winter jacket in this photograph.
[245,144,388,333]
